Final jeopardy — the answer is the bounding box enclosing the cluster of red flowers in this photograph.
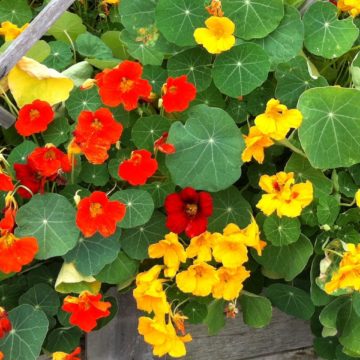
[14,144,71,198]
[70,108,123,164]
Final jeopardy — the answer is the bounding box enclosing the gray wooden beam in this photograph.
[0,0,76,129]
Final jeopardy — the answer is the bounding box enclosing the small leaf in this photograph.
[76,32,113,59]
[80,163,110,186]
[317,196,340,226]
[203,299,226,335]
[0,0,32,25]
[239,292,272,328]
[183,301,208,324]
[43,118,69,146]
[44,327,82,353]
[43,41,73,71]
[263,215,301,246]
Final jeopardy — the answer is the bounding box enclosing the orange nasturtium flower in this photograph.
[15,99,55,137]
[95,60,152,110]
[206,0,224,17]
[72,108,123,165]
[212,266,250,301]
[148,232,187,278]
[138,315,192,358]
[52,347,81,360]
[0,172,14,192]
[133,265,170,315]
[0,21,28,41]
[118,149,158,186]
[76,191,126,238]
[338,0,360,17]
[62,291,111,332]
[256,171,313,218]
[176,261,219,297]
[0,351,3,360]
[254,99,303,141]
[325,243,360,294]
[242,126,274,164]
[194,16,235,54]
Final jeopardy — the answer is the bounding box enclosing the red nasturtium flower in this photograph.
[118,149,158,186]
[165,187,213,238]
[76,191,126,238]
[0,307,11,339]
[62,291,112,332]
[162,75,196,113]
[0,207,16,233]
[28,145,72,178]
[52,346,81,360]
[154,132,176,155]
[0,351,4,360]
[95,60,152,111]
[72,108,123,164]
[15,100,54,136]
[13,163,42,199]
[0,172,14,192]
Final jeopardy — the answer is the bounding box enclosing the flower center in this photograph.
[45,149,56,160]
[273,181,281,192]
[91,118,103,130]
[185,203,198,217]
[89,202,103,217]
[168,85,177,94]
[211,24,225,38]
[29,109,40,121]
[292,191,299,199]
[1,233,17,248]
[120,78,134,92]
[130,153,143,165]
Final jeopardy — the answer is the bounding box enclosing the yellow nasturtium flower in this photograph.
[254,99,303,141]
[102,0,119,4]
[176,261,218,297]
[7,57,74,107]
[242,126,274,164]
[194,16,235,54]
[325,243,360,294]
[212,266,250,301]
[338,0,360,17]
[0,21,28,41]
[138,315,192,358]
[186,231,218,262]
[256,172,313,218]
[148,233,187,278]
[133,265,170,315]
[355,189,360,207]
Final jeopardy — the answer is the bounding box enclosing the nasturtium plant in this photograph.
[2,0,360,359]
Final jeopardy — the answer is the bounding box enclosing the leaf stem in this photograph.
[276,139,307,158]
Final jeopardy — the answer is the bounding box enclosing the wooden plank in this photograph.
[260,348,317,360]
[0,107,16,129]
[87,292,316,360]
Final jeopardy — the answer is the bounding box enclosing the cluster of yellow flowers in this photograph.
[256,171,313,218]
[193,0,235,54]
[325,243,360,294]
[133,219,266,357]
[0,21,28,41]
[338,0,360,17]
[242,99,303,164]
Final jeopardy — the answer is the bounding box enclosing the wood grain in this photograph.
[0,107,16,129]
[87,292,316,360]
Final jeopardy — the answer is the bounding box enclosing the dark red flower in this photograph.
[96,61,152,111]
[14,163,42,198]
[76,191,126,238]
[0,307,11,339]
[0,172,14,192]
[165,187,213,237]
[15,100,54,136]
[162,75,196,113]
[118,149,158,186]
[28,145,72,178]
[154,132,176,155]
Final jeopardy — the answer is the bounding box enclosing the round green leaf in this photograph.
[183,301,208,324]
[76,32,113,60]
[155,0,207,46]
[0,304,49,360]
[319,297,348,330]
[263,215,301,246]
[212,44,270,97]
[111,189,154,229]
[8,140,36,168]
[254,6,304,67]
[44,327,82,353]
[64,229,121,276]
[132,115,171,151]
[208,186,252,232]
[193,82,226,108]
[265,284,315,320]
[101,31,129,59]
[0,0,32,25]
[245,79,275,116]
[303,2,359,59]
[338,301,360,355]
[167,47,212,92]
[15,194,79,260]
[0,277,27,309]
[253,234,313,281]
[43,118,70,146]
[143,65,168,94]
[19,284,60,316]
[141,181,176,208]
[222,0,284,40]
[26,40,51,63]
[120,211,168,260]
[275,59,328,109]
[298,87,360,169]
[80,163,110,186]
[43,41,73,71]
[166,105,244,192]
[317,196,340,226]
[225,98,247,123]
[239,292,272,328]
[96,251,139,285]
[65,87,103,121]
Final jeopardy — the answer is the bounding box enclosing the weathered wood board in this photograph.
[87,292,316,360]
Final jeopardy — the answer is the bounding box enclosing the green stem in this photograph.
[63,30,77,63]
[276,139,307,158]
